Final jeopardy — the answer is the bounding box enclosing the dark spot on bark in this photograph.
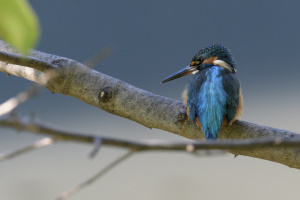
[51,59,68,68]
[177,112,187,122]
[98,86,112,103]
[99,91,107,98]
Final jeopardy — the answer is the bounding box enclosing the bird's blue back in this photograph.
[187,64,240,139]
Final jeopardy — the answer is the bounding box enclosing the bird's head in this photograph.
[161,44,236,83]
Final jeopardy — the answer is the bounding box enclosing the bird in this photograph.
[161,44,243,139]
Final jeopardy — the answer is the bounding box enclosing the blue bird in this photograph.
[162,44,243,139]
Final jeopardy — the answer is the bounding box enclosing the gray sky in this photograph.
[1,1,300,200]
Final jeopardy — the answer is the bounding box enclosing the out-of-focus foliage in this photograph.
[0,0,40,54]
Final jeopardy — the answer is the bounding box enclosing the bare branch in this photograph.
[1,115,300,168]
[0,114,298,150]
[0,40,300,168]
[56,151,134,200]
[0,48,56,72]
[0,41,67,84]
[0,137,54,162]
[0,84,40,116]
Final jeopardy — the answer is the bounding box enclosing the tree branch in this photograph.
[0,49,55,72]
[0,40,300,169]
[1,114,300,167]
[0,137,54,162]
[56,151,134,200]
[0,84,40,116]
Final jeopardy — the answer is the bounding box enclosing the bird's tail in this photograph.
[197,70,227,139]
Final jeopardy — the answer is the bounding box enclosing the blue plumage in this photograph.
[161,44,243,139]
[188,66,227,139]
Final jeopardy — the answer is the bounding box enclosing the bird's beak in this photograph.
[161,65,198,83]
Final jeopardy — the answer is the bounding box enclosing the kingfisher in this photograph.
[161,44,243,139]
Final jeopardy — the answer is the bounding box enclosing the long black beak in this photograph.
[161,65,198,83]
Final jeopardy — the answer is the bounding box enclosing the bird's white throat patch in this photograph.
[213,60,233,72]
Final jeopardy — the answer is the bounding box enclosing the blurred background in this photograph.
[1,0,300,199]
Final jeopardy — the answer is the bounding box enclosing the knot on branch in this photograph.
[51,58,69,68]
[98,87,112,102]
[176,111,187,123]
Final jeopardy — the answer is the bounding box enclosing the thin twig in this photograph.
[56,150,134,200]
[0,84,41,116]
[0,137,54,162]
[0,115,300,152]
[83,47,112,68]
[0,50,56,72]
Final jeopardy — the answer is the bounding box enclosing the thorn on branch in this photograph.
[98,87,112,102]
[89,137,102,158]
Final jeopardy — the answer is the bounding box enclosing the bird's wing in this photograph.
[186,72,206,123]
[187,67,240,139]
[222,73,240,123]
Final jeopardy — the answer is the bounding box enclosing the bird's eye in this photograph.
[190,61,196,66]
[190,57,205,66]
